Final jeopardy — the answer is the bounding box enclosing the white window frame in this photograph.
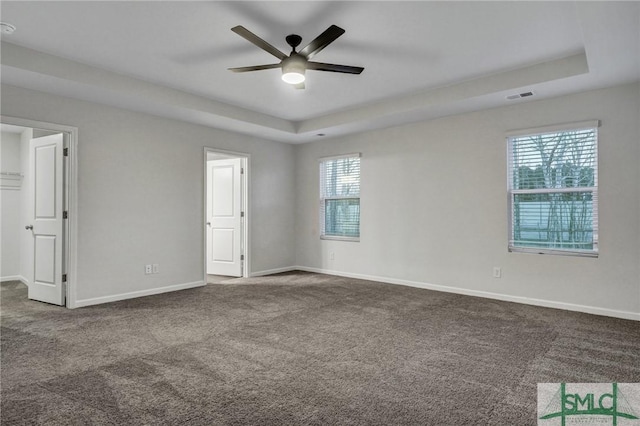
[506,120,599,257]
[319,153,361,242]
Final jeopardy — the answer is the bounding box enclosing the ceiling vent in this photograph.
[506,91,534,100]
[0,22,16,35]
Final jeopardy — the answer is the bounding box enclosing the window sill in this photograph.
[321,235,360,242]
[509,246,598,258]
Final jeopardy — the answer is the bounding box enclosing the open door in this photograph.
[26,133,65,305]
[206,158,243,277]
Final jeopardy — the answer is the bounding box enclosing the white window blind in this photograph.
[319,154,361,240]
[507,121,599,257]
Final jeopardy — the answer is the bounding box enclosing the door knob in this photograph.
[206,222,211,226]
[25,225,33,230]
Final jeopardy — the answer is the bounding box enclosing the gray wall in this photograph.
[295,82,640,317]
[1,84,296,304]
[3,81,639,317]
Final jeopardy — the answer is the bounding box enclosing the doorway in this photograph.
[0,116,77,307]
[204,148,249,282]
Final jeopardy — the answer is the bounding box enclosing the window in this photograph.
[507,121,599,257]
[320,153,361,241]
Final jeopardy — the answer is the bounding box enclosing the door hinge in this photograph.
[240,211,245,218]
[62,274,67,282]
[241,168,244,174]
[64,148,69,157]
[240,255,244,261]
[63,211,68,219]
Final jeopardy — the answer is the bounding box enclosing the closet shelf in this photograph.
[0,171,23,190]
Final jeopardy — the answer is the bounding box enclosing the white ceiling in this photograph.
[1,1,638,143]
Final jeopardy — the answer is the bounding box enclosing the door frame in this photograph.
[203,147,250,281]
[1,115,78,308]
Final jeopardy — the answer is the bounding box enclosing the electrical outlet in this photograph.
[152,264,159,274]
[329,251,335,260]
[493,267,502,278]
[145,264,152,275]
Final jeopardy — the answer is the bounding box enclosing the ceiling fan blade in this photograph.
[231,26,287,61]
[294,82,305,90]
[299,25,345,59]
[228,64,282,73]
[307,62,364,74]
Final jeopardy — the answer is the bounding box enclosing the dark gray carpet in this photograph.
[2,271,639,425]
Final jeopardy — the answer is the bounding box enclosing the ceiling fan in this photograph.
[228,25,364,89]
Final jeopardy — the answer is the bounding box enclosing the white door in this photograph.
[206,158,243,277]
[27,133,65,305]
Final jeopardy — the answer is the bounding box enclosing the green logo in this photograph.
[538,383,639,425]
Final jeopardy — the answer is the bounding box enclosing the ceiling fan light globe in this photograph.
[282,71,306,84]
[282,55,307,84]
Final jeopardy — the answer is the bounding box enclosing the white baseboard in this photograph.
[295,266,640,321]
[250,266,297,277]
[1,275,28,285]
[74,281,206,308]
